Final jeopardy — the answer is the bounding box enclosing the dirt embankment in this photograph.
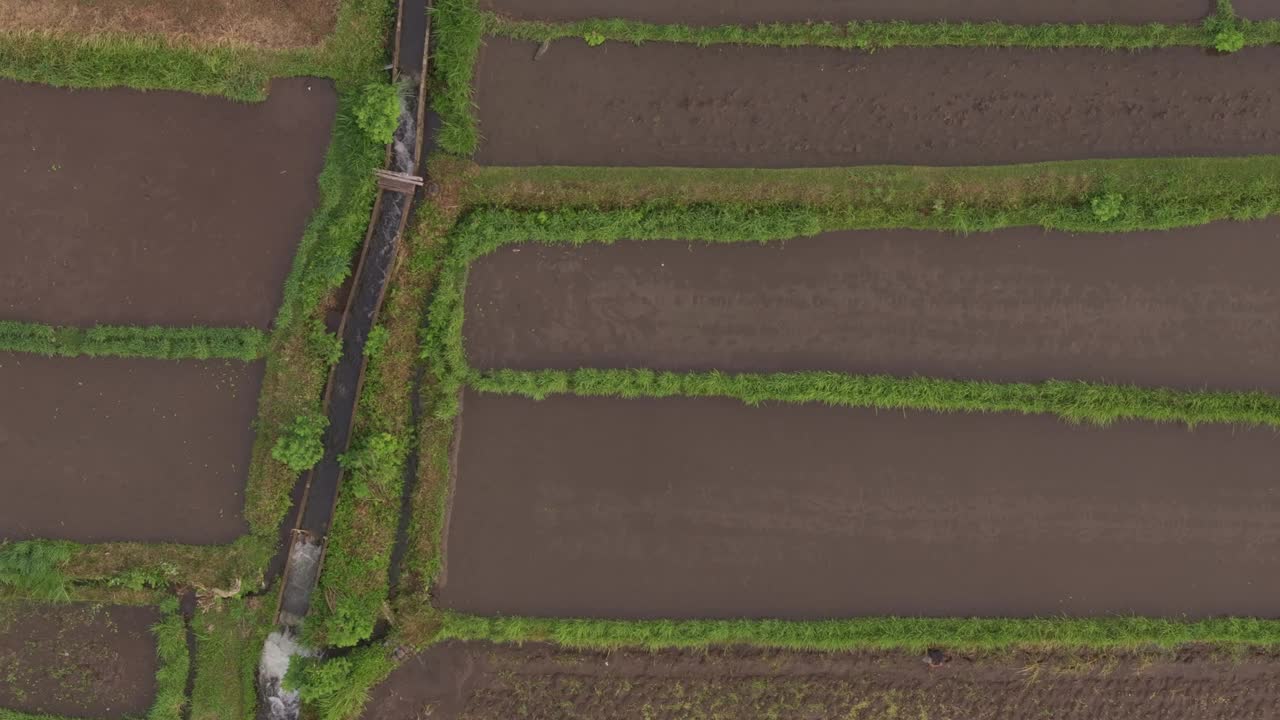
[474,41,1280,167]
[364,641,1280,720]
[465,222,1280,392]
[438,391,1280,619]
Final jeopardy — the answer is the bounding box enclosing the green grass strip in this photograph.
[148,597,191,720]
[190,597,272,720]
[0,322,268,361]
[471,369,1280,429]
[465,156,1280,229]
[437,612,1280,652]
[431,0,486,155]
[0,32,307,100]
[488,15,1214,51]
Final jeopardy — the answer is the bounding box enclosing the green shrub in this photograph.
[583,30,606,46]
[308,320,344,367]
[286,650,394,720]
[1089,192,1125,222]
[1213,28,1245,52]
[272,414,329,472]
[1205,0,1245,53]
[338,432,403,498]
[363,325,390,359]
[354,82,402,144]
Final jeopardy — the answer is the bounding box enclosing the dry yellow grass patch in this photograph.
[0,0,341,50]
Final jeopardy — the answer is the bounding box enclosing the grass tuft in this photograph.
[0,541,74,602]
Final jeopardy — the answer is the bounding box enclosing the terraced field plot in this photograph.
[473,41,1280,167]
[364,641,1280,720]
[439,391,1280,619]
[0,602,160,720]
[0,77,336,328]
[0,354,260,543]
[480,0,1216,23]
[465,221,1280,391]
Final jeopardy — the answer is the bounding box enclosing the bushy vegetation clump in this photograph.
[272,414,330,472]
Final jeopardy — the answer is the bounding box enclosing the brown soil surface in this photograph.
[0,78,336,328]
[364,641,1280,720]
[438,391,1280,619]
[481,0,1214,24]
[474,40,1280,168]
[0,0,338,50]
[1235,0,1280,19]
[465,221,1280,393]
[0,354,260,543]
[0,602,158,719]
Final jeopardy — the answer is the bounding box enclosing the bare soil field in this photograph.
[474,40,1280,167]
[465,221,1280,392]
[365,641,1280,720]
[0,602,159,719]
[1235,0,1280,19]
[0,78,336,328]
[438,391,1280,619]
[481,0,1214,24]
[0,354,260,543]
[0,0,338,49]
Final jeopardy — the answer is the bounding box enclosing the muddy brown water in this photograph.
[474,40,1280,167]
[464,222,1280,393]
[481,0,1215,23]
[0,354,259,543]
[0,602,159,720]
[0,77,336,328]
[438,390,1280,619]
[363,641,1280,720]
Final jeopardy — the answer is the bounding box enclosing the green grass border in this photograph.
[430,0,1277,157]
[0,322,267,360]
[437,613,1280,652]
[425,195,1280,428]
[0,594,189,720]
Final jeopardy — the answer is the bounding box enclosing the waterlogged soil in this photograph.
[465,221,1280,393]
[364,641,1280,720]
[0,354,259,543]
[481,0,1214,24]
[438,391,1280,619]
[0,77,336,328]
[0,602,158,720]
[474,40,1280,167]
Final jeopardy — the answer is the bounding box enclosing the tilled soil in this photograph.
[0,354,260,543]
[464,222,1280,392]
[0,77,336,328]
[481,0,1214,24]
[363,641,1280,720]
[0,602,159,720]
[474,40,1280,167]
[438,391,1280,619]
[1235,0,1280,19]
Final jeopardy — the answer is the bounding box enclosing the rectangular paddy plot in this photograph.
[0,602,159,720]
[0,78,336,328]
[465,221,1280,393]
[481,0,1214,24]
[474,40,1280,167]
[0,353,259,543]
[362,642,1280,720]
[438,391,1280,619]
